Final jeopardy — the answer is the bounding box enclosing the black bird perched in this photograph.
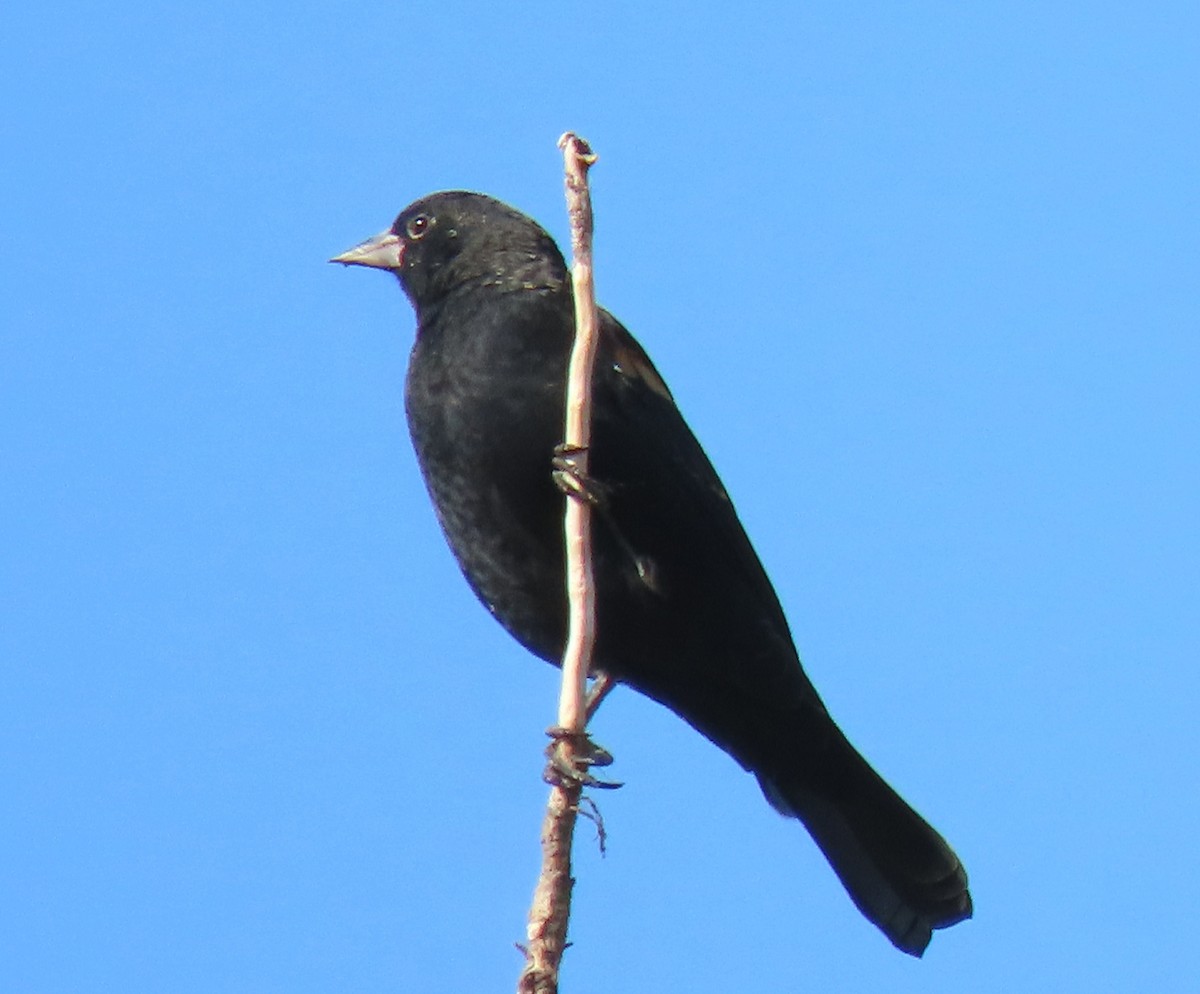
[332,191,971,955]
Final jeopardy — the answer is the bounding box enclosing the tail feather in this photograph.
[759,728,972,957]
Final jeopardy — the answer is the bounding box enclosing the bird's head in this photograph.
[331,191,568,310]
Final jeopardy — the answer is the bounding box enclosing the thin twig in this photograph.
[516,133,601,994]
[557,130,600,742]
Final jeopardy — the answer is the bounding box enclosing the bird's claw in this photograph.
[543,727,623,790]
[552,444,605,507]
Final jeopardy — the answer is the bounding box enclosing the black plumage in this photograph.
[332,191,971,955]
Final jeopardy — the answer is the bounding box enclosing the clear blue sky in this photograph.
[4,3,1197,991]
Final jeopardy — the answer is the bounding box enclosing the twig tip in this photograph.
[557,131,598,166]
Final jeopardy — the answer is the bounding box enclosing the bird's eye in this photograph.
[406,214,432,240]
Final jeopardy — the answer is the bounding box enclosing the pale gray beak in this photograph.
[329,230,403,270]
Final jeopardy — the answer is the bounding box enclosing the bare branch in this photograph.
[557,131,600,736]
[517,132,601,994]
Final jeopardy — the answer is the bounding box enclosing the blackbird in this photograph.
[332,191,971,955]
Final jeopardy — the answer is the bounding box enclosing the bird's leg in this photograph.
[543,727,622,790]
[585,670,616,721]
[552,445,663,595]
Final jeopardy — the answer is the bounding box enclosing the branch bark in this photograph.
[557,131,601,737]
[517,133,601,994]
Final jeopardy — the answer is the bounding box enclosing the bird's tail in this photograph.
[758,725,972,957]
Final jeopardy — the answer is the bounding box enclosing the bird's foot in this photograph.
[543,727,623,790]
[552,444,609,507]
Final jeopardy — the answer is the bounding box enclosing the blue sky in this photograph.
[4,3,1197,991]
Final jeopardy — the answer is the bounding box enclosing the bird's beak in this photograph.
[329,230,404,270]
